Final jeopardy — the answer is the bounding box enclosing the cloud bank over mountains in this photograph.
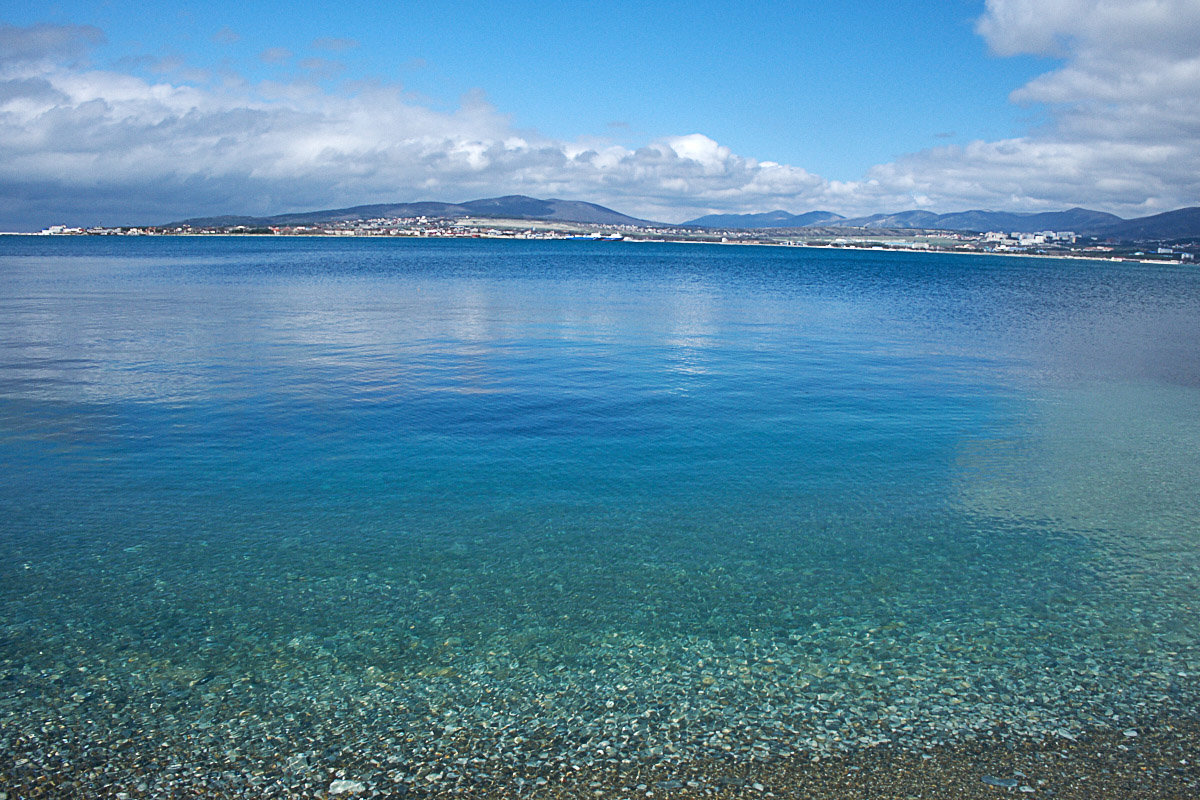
[1,0,1198,229]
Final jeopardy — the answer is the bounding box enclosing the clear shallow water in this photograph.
[2,236,1199,794]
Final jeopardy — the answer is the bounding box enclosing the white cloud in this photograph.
[866,0,1200,216]
[1,8,1199,229]
[977,0,1200,114]
[976,0,1200,59]
[0,29,837,227]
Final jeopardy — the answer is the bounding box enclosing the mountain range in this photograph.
[684,206,1200,239]
[684,210,846,228]
[171,195,1200,240]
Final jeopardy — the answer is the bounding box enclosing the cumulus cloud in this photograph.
[0,24,833,227]
[976,0,1200,59]
[861,0,1200,216]
[1,7,1199,229]
[977,0,1200,114]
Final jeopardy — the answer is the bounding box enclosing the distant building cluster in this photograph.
[983,230,1077,250]
[41,224,151,235]
[116,216,674,241]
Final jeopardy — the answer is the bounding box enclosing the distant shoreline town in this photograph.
[23,218,1197,265]
[17,194,1199,264]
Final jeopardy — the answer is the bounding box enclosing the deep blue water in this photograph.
[2,236,1199,791]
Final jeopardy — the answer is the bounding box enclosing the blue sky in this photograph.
[14,0,1052,179]
[1,0,1198,228]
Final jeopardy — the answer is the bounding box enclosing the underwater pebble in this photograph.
[2,535,1199,799]
[329,779,366,795]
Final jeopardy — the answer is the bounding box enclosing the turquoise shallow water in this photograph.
[2,236,1199,795]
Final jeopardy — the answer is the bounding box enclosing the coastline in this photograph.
[0,230,1178,268]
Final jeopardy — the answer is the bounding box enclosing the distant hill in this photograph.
[171,195,656,228]
[831,210,947,229]
[458,196,652,225]
[836,207,1126,234]
[1105,207,1200,240]
[685,210,844,228]
[685,205,1200,239]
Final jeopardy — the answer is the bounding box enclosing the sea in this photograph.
[1,235,1198,797]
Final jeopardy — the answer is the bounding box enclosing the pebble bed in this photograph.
[2,515,1198,799]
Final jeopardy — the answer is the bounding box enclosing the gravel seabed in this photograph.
[3,548,1197,799]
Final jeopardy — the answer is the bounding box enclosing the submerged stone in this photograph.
[329,779,366,795]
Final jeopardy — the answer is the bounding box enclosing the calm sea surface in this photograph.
[2,236,1199,794]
